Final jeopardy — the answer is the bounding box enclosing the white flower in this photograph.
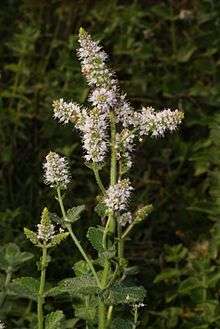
[104,179,133,212]
[76,108,108,163]
[77,28,116,90]
[52,98,81,124]
[135,107,184,138]
[89,87,117,112]
[115,94,135,128]
[118,212,133,226]
[37,223,55,242]
[116,129,135,169]
[43,152,70,189]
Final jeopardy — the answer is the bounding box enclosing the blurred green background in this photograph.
[1,0,220,327]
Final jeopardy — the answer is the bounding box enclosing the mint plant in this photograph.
[8,28,183,329]
[151,223,220,329]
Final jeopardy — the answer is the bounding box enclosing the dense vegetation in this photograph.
[1,0,220,328]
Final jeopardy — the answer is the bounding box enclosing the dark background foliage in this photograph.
[1,0,220,327]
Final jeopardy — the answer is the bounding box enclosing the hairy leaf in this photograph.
[48,232,69,248]
[45,311,64,329]
[0,243,33,271]
[65,205,85,223]
[9,277,40,301]
[46,276,100,297]
[102,283,146,305]
[87,227,104,252]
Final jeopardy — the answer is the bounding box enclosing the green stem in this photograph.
[121,222,136,240]
[98,112,117,329]
[98,303,106,329]
[118,224,124,266]
[0,268,12,307]
[92,165,106,195]
[57,187,101,289]
[38,246,47,329]
[133,305,138,329]
[106,305,113,327]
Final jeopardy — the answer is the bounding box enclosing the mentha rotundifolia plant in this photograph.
[22,28,183,329]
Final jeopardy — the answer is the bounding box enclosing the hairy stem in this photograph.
[118,224,124,266]
[57,187,101,288]
[92,165,106,195]
[121,222,136,240]
[38,246,47,329]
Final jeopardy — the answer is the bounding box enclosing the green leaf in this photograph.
[111,318,133,329]
[87,227,105,252]
[73,260,90,277]
[154,268,181,283]
[48,232,69,248]
[0,243,33,271]
[208,270,220,287]
[75,305,96,321]
[24,228,39,246]
[95,202,107,217]
[165,244,188,263]
[102,283,146,305]
[45,311,64,329]
[46,276,100,297]
[65,205,85,223]
[9,277,40,301]
[178,277,201,295]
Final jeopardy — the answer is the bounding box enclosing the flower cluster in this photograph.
[116,129,135,169]
[77,28,116,90]
[104,179,133,212]
[51,29,184,172]
[52,98,81,124]
[37,222,55,242]
[44,152,70,190]
[118,212,133,227]
[76,108,108,163]
[135,107,184,138]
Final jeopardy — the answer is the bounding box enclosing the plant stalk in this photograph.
[57,187,101,289]
[38,245,47,329]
